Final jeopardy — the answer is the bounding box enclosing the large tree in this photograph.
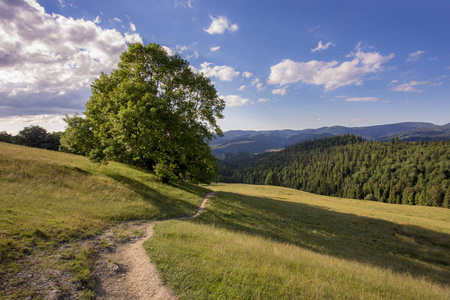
[62,43,225,183]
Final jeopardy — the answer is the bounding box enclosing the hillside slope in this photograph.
[147,183,450,299]
[0,142,207,299]
[218,135,450,208]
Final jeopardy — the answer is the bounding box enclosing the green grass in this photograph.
[0,142,207,298]
[2,142,449,299]
[146,183,450,299]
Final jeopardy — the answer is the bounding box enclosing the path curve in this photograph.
[93,192,215,299]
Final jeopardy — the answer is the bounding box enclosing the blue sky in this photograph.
[1,0,449,134]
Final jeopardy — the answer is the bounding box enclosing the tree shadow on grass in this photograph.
[169,181,211,198]
[106,173,207,220]
[195,191,450,286]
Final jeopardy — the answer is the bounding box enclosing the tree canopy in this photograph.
[218,135,450,208]
[61,43,225,183]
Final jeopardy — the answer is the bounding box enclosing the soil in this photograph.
[92,192,215,299]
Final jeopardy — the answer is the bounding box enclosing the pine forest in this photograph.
[218,135,450,208]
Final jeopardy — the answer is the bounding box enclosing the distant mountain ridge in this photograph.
[211,122,450,157]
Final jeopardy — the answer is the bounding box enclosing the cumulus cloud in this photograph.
[93,15,101,24]
[258,98,270,103]
[311,41,334,53]
[210,46,220,52]
[0,0,142,118]
[407,50,425,62]
[130,22,136,32]
[199,62,239,81]
[268,45,394,91]
[391,81,428,93]
[238,85,246,91]
[219,95,249,107]
[204,15,238,35]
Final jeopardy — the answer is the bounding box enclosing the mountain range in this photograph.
[210,122,450,157]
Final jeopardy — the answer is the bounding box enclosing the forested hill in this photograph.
[211,122,450,157]
[218,135,450,208]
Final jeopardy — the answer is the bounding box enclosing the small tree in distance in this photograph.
[61,43,225,184]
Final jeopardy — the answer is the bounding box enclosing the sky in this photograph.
[1,0,449,134]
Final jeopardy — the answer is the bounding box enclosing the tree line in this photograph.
[218,135,450,208]
[0,125,61,151]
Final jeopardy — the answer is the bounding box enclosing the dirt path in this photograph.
[93,192,215,299]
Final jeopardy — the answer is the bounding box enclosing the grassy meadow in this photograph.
[1,141,449,299]
[0,142,205,298]
[146,183,450,299]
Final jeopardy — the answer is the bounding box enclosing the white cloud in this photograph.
[124,32,142,44]
[93,15,101,24]
[238,85,246,91]
[177,45,188,52]
[272,87,287,95]
[161,46,175,56]
[242,71,253,78]
[251,78,264,91]
[0,113,70,134]
[0,0,143,118]
[391,81,428,93]
[258,98,270,103]
[199,62,239,81]
[188,65,198,73]
[204,15,238,35]
[219,95,249,107]
[345,97,378,102]
[407,50,425,62]
[311,41,334,53]
[162,44,198,60]
[0,113,65,125]
[268,44,394,91]
[210,46,220,52]
[130,22,136,32]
